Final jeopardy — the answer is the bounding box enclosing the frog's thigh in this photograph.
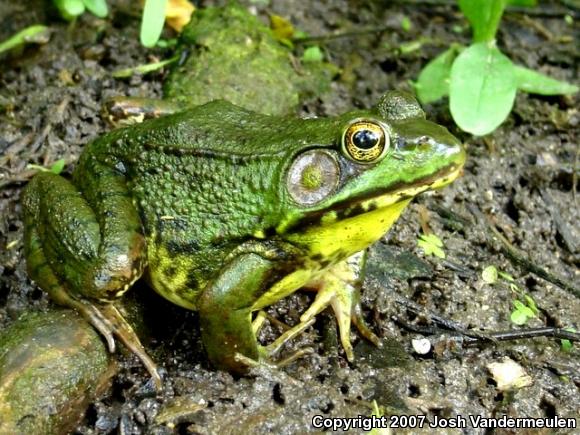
[23,173,161,385]
[24,172,101,298]
[23,171,143,301]
[301,251,380,361]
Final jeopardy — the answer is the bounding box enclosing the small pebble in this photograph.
[412,338,431,355]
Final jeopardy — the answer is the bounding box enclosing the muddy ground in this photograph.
[0,0,578,433]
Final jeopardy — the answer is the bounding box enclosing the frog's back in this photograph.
[78,101,310,306]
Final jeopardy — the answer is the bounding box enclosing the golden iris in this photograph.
[342,120,388,163]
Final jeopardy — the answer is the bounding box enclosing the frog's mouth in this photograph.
[281,163,463,233]
[343,163,464,218]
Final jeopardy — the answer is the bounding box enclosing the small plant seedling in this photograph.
[560,328,575,352]
[27,159,66,175]
[401,16,412,32]
[417,233,446,259]
[270,14,323,62]
[0,25,50,55]
[369,400,389,435]
[414,0,578,135]
[53,0,193,47]
[483,267,540,325]
[54,0,108,21]
[510,299,536,325]
[112,55,179,78]
[301,46,324,63]
[507,280,538,326]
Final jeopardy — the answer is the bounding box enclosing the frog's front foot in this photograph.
[234,347,314,371]
[234,313,316,370]
[302,252,381,361]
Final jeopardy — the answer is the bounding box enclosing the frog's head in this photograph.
[277,91,465,259]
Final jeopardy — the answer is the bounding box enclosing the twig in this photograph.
[462,327,580,344]
[394,295,492,340]
[468,204,580,298]
[293,26,392,44]
[573,145,578,209]
[540,189,578,254]
[397,320,580,347]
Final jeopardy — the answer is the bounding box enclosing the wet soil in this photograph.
[1,0,578,434]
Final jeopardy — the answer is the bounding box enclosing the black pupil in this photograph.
[353,129,379,149]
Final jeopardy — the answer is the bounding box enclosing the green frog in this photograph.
[22,90,465,388]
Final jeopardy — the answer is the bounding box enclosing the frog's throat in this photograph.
[280,164,462,261]
[278,163,463,236]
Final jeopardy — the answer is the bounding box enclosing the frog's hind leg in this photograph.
[22,172,161,389]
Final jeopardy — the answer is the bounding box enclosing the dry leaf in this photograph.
[165,0,195,32]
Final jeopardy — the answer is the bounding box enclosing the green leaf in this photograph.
[415,45,461,104]
[458,0,507,42]
[27,159,66,174]
[54,0,85,20]
[507,0,537,6]
[141,0,168,48]
[112,55,179,78]
[50,159,66,174]
[82,0,108,18]
[417,234,446,259]
[423,234,443,247]
[401,16,412,32]
[513,300,535,317]
[514,66,578,95]
[369,400,389,435]
[399,39,424,55]
[561,339,572,352]
[156,38,177,48]
[510,309,528,325]
[523,294,538,315]
[560,328,575,352]
[498,271,515,282]
[0,25,49,54]
[482,265,498,284]
[510,300,535,325]
[449,42,517,135]
[302,46,323,63]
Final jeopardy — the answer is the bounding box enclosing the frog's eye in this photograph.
[287,150,340,206]
[342,120,389,163]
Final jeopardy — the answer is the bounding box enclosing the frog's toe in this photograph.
[48,286,162,390]
[234,346,314,371]
[236,315,316,370]
[261,316,316,357]
[98,304,163,391]
[301,280,380,362]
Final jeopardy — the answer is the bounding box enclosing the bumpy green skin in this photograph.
[23,91,464,373]
[0,310,113,434]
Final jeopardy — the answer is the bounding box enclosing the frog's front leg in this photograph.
[198,244,315,373]
[22,168,161,388]
[301,251,381,361]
